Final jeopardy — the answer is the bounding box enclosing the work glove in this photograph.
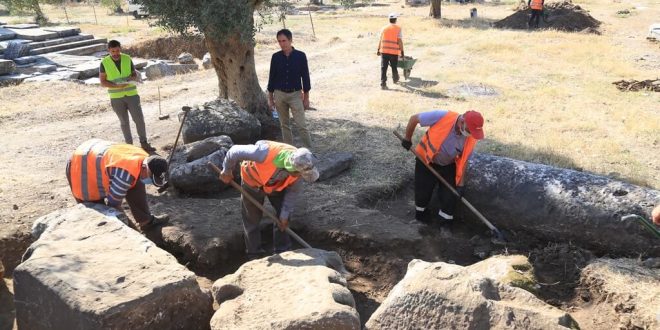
[401,139,412,151]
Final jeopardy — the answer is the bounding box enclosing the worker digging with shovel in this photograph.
[216,140,319,260]
[399,110,484,225]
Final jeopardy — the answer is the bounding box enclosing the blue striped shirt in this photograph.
[106,167,136,207]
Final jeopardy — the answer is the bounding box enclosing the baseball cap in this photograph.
[145,155,168,187]
[388,13,398,19]
[291,148,319,183]
[463,110,485,140]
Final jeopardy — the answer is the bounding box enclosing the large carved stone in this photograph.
[366,255,579,329]
[181,99,261,145]
[317,152,353,181]
[210,248,359,330]
[13,204,213,330]
[169,135,233,194]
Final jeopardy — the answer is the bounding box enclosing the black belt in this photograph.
[278,89,301,93]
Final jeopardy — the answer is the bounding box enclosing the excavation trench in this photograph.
[173,179,601,326]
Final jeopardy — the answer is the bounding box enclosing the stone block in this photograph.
[366,256,579,329]
[211,248,359,329]
[0,27,15,41]
[70,59,101,79]
[317,152,353,181]
[13,55,42,65]
[42,26,81,38]
[3,24,38,29]
[0,59,15,75]
[7,28,59,42]
[170,63,198,74]
[169,136,233,194]
[202,52,212,69]
[177,52,194,64]
[13,204,213,330]
[182,99,261,144]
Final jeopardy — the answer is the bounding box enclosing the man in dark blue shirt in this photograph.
[267,29,313,148]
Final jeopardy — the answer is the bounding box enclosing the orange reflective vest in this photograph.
[240,141,300,194]
[379,24,401,56]
[69,139,147,201]
[530,0,543,10]
[415,111,478,185]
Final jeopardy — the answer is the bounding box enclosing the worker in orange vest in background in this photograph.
[66,139,170,232]
[400,110,485,225]
[376,13,404,90]
[528,0,544,29]
[219,140,319,260]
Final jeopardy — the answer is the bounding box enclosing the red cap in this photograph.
[464,110,484,140]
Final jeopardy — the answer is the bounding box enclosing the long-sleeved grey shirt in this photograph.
[222,140,302,220]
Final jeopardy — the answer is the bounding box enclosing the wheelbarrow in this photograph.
[397,55,417,80]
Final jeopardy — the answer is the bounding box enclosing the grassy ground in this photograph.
[1,0,658,188]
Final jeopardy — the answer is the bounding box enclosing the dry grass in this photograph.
[0,0,658,188]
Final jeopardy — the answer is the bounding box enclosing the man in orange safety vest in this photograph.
[376,13,404,90]
[528,0,544,29]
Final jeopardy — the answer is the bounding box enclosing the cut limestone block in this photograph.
[3,24,38,29]
[0,27,15,41]
[26,34,93,51]
[13,204,213,330]
[70,59,101,79]
[366,256,579,329]
[317,152,353,181]
[42,26,81,38]
[30,38,107,55]
[13,55,42,65]
[0,59,15,75]
[56,42,106,56]
[7,28,58,41]
[211,248,359,330]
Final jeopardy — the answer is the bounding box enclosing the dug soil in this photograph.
[494,0,601,33]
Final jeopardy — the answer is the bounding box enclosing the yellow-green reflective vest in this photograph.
[102,54,138,99]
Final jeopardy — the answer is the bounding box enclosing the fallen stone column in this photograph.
[465,154,660,255]
[13,204,213,330]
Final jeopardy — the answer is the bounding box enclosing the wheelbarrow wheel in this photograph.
[404,69,411,80]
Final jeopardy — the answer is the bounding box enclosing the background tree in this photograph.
[0,0,62,24]
[99,0,123,14]
[429,0,441,18]
[138,0,274,116]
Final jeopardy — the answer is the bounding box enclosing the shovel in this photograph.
[157,86,170,120]
[393,130,506,243]
[621,214,660,239]
[207,162,312,249]
[156,106,190,193]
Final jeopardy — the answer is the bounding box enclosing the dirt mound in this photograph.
[613,79,660,92]
[494,0,601,33]
[123,35,207,61]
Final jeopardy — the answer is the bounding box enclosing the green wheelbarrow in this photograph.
[397,55,417,80]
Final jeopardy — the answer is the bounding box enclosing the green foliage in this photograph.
[137,0,276,42]
[100,0,123,13]
[0,0,63,24]
[337,0,355,9]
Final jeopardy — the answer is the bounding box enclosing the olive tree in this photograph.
[138,0,274,115]
[0,0,63,24]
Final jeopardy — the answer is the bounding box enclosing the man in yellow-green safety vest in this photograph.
[99,40,155,153]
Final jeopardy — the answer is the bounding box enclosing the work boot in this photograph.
[415,210,430,224]
[435,209,454,225]
[140,142,157,153]
[139,214,169,231]
[381,83,388,90]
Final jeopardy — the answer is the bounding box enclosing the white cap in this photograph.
[388,13,398,19]
[291,148,320,183]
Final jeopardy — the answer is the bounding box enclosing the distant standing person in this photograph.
[528,0,544,29]
[376,13,404,90]
[99,39,156,153]
[267,29,313,148]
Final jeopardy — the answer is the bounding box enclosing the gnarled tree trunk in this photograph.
[205,35,268,117]
[429,0,441,18]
